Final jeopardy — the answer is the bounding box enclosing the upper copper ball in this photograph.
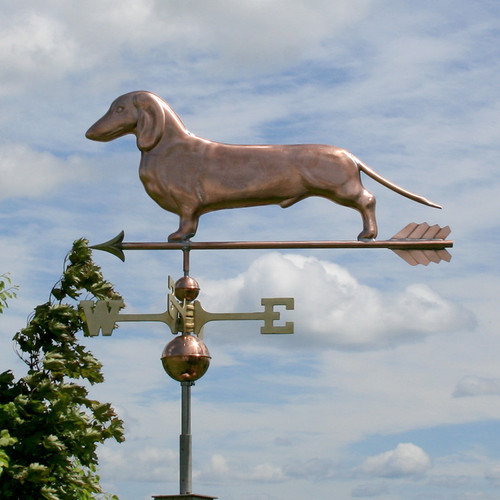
[161,334,210,382]
[174,276,200,302]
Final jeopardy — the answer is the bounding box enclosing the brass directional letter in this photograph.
[80,299,125,336]
[260,298,294,334]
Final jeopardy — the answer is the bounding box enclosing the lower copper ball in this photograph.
[174,276,200,302]
[161,334,210,382]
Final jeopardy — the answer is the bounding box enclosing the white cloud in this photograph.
[284,458,337,480]
[210,455,229,477]
[0,11,78,92]
[352,481,389,498]
[359,443,431,478]
[0,0,374,93]
[196,454,285,484]
[0,143,86,200]
[240,461,286,483]
[158,0,373,75]
[99,443,177,482]
[485,464,500,481]
[200,253,475,350]
[454,376,500,398]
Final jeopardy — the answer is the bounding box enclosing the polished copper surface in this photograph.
[91,228,453,266]
[174,276,200,302]
[161,335,210,382]
[120,239,452,250]
[86,91,441,242]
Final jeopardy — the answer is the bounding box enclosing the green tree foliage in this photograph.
[0,273,18,314]
[0,239,125,499]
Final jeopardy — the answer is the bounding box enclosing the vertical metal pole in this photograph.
[180,248,193,494]
[180,380,193,494]
[182,248,190,277]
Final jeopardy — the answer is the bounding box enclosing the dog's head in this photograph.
[86,91,165,152]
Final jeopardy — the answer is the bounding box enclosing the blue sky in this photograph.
[1,1,499,499]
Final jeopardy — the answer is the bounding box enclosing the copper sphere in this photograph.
[161,334,210,382]
[174,276,200,302]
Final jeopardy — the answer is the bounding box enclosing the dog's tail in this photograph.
[345,151,442,209]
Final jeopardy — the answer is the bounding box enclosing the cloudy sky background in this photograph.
[1,1,499,499]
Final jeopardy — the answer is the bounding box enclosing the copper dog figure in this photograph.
[86,91,441,241]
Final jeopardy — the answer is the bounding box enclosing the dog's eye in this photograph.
[115,106,125,113]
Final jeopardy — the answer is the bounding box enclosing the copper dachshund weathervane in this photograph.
[81,91,453,499]
[87,91,444,242]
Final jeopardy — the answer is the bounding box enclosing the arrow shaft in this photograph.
[90,230,453,264]
[120,239,453,251]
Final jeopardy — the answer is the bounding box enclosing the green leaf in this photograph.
[26,462,51,482]
[0,370,15,388]
[42,435,66,453]
[0,273,18,314]
[0,449,10,471]
[43,352,66,372]
[0,429,18,448]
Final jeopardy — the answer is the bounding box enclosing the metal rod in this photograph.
[183,247,190,277]
[121,239,453,251]
[180,381,193,495]
[90,231,453,262]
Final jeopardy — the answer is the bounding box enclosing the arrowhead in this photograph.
[90,231,126,261]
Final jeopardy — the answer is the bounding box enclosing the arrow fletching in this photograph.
[391,223,452,266]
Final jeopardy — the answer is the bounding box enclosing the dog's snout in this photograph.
[86,101,137,142]
[86,119,111,142]
[85,125,97,140]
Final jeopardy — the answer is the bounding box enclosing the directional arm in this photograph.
[80,282,294,337]
[193,298,294,336]
[80,299,178,336]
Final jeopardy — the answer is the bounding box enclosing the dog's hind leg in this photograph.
[322,183,378,241]
[353,189,377,241]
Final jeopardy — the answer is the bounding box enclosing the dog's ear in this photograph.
[133,93,165,151]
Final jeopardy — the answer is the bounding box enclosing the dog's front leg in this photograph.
[168,211,199,242]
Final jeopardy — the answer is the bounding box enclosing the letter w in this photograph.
[80,299,125,336]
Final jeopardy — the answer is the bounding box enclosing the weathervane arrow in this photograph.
[91,223,453,266]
